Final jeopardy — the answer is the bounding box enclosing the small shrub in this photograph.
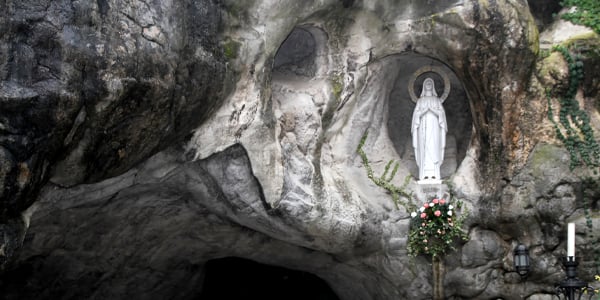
[407,198,468,258]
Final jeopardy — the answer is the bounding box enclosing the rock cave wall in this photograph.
[1,0,599,299]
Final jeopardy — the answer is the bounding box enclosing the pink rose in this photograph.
[420,212,427,219]
[432,198,439,204]
[434,210,441,217]
[440,199,446,204]
[424,203,429,208]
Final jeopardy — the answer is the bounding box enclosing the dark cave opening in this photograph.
[199,257,339,300]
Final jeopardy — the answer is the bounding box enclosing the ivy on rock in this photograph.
[546,45,600,170]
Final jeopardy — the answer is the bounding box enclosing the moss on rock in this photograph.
[537,51,569,91]
[222,39,241,60]
[530,143,569,178]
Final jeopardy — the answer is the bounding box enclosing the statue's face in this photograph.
[424,79,433,90]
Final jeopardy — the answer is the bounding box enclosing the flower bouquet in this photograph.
[407,198,467,258]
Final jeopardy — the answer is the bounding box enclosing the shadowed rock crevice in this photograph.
[527,0,562,30]
[199,257,340,300]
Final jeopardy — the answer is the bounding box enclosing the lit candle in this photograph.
[567,223,575,259]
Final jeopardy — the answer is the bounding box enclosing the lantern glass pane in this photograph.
[519,254,527,267]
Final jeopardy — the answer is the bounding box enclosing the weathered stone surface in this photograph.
[0,145,421,300]
[539,13,596,50]
[461,228,506,268]
[0,0,599,300]
[0,0,225,196]
[0,0,226,265]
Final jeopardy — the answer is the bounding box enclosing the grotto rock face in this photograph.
[1,0,600,299]
[0,0,225,268]
[0,0,225,214]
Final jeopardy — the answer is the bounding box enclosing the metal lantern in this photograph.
[513,244,530,277]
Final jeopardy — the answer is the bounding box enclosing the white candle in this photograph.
[567,223,575,258]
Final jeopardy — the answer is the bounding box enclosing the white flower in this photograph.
[420,207,426,212]
[447,210,453,216]
[411,212,417,218]
[448,205,454,210]
[430,202,435,207]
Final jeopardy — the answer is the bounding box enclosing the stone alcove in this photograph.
[271,24,329,132]
[386,53,473,180]
[270,25,330,205]
[272,26,327,78]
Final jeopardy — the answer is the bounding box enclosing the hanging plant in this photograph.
[546,45,600,170]
[407,198,468,258]
[356,131,413,210]
[559,0,600,35]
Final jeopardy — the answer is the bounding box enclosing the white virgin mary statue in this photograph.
[411,77,447,183]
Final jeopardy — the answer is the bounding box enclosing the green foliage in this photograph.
[546,45,600,275]
[356,131,412,210]
[546,45,600,170]
[539,48,552,59]
[560,0,600,34]
[331,75,343,101]
[407,198,468,258]
[222,39,241,59]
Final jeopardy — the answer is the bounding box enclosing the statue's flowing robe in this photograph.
[411,95,447,180]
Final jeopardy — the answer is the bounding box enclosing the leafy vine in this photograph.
[356,131,413,210]
[558,0,600,276]
[546,43,600,274]
[546,45,600,170]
